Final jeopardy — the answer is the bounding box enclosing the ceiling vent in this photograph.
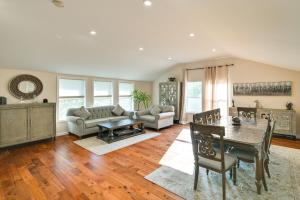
[52,0,64,8]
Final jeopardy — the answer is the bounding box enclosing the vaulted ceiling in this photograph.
[0,0,299,80]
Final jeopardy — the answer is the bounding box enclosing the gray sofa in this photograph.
[136,105,175,130]
[66,106,134,138]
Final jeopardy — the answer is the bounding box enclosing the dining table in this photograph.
[212,116,269,194]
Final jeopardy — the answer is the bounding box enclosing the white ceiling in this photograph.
[0,0,300,81]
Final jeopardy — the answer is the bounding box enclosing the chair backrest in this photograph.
[190,122,225,170]
[193,112,208,124]
[237,107,257,119]
[265,120,276,153]
[193,108,221,124]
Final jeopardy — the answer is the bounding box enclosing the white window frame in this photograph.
[57,76,87,122]
[93,80,113,106]
[186,81,203,114]
[118,81,134,111]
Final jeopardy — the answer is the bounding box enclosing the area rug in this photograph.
[74,131,160,155]
[145,128,300,200]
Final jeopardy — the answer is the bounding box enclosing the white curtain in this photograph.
[180,69,188,124]
[204,66,228,116]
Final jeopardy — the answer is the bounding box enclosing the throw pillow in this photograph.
[112,104,125,116]
[73,106,91,119]
[150,105,161,115]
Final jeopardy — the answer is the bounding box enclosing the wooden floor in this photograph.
[0,125,299,200]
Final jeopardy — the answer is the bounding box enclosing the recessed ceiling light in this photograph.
[168,57,173,61]
[143,0,152,7]
[139,47,144,51]
[212,48,217,52]
[90,30,97,36]
[189,33,195,37]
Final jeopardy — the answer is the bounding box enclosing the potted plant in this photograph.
[133,89,151,111]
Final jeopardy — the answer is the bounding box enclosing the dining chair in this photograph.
[264,120,276,178]
[190,122,237,200]
[231,119,275,191]
[237,107,257,119]
[193,112,208,124]
[193,108,221,124]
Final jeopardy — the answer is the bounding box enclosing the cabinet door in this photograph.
[30,106,54,140]
[0,108,28,146]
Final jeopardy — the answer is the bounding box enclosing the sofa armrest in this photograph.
[136,110,150,118]
[66,116,85,125]
[155,112,175,120]
[123,111,134,119]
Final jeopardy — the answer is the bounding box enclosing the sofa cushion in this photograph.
[87,106,114,120]
[139,115,156,123]
[160,105,175,113]
[85,118,109,128]
[112,104,125,116]
[73,106,91,119]
[158,112,175,120]
[150,105,161,115]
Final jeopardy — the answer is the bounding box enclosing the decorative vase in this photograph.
[168,77,176,82]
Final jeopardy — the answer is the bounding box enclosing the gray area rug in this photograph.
[74,131,160,155]
[145,128,300,200]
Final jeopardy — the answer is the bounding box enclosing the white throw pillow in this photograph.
[112,104,125,116]
[74,106,91,119]
[150,105,161,115]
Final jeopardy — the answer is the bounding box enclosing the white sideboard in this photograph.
[229,107,296,139]
[0,103,56,148]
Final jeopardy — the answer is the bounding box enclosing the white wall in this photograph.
[0,68,153,135]
[153,57,300,138]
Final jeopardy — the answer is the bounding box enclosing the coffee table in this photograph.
[97,119,145,143]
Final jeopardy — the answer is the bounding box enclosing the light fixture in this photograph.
[189,33,195,37]
[139,47,144,51]
[89,30,97,36]
[212,48,216,52]
[143,0,152,7]
[168,57,173,61]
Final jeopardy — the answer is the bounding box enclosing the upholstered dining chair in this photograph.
[231,119,275,191]
[193,112,208,124]
[264,120,276,178]
[190,123,237,200]
[237,107,257,119]
[193,108,221,124]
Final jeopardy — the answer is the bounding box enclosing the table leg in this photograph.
[255,154,262,194]
[97,127,103,139]
[108,129,114,139]
[140,123,144,131]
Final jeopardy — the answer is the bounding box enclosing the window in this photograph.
[58,78,85,121]
[119,82,134,111]
[186,81,202,113]
[93,81,113,106]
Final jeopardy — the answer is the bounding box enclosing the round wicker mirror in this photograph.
[9,74,43,100]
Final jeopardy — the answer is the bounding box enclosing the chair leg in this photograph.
[222,172,226,200]
[233,165,237,186]
[229,169,232,179]
[206,169,209,176]
[237,159,240,168]
[262,163,268,191]
[194,164,199,190]
[264,159,271,178]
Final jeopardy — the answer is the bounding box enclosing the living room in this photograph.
[0,0,300,200]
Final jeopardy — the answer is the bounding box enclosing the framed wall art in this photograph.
[233,81,292,96]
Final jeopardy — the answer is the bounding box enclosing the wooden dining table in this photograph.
[212,116,269,194]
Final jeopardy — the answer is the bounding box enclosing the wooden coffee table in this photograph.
[97,119,145,143]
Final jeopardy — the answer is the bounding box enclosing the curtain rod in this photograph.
[187,64,234,71]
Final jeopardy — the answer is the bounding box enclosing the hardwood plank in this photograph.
[0,124,298,200]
